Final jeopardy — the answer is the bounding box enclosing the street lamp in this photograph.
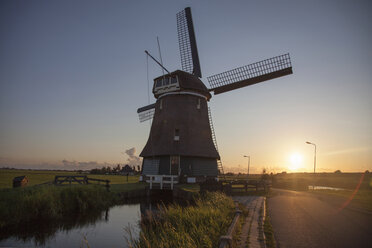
[243,155,250,180]
[306,141,316,189]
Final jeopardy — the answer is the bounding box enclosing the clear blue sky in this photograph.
[1,0,371,172]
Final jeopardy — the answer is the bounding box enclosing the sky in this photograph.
[0,0,371,173]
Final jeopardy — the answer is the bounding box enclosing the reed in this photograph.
[0,185,113,232]
[127,191,235,248]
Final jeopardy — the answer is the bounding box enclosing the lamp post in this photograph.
[306,141,316,190]
[243,155,250,180]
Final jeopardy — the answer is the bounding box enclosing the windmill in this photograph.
[137,7,293,182]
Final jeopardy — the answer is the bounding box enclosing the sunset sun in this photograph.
[289,153,303,171]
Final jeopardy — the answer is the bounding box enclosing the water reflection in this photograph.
[308,185,345,191]
[0,193,186,248]
[0,203,140,247]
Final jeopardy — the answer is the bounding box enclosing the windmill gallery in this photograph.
[137,7,293,184]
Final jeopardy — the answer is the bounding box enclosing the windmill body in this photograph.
[140,70,219,180]
[137,7,293,182]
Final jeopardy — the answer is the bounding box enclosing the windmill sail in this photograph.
[137,103,155,122]
[177,7,202,78]
[208,53,292,95]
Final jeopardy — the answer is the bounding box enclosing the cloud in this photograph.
[125,147,142,167]
[61,160,111,170]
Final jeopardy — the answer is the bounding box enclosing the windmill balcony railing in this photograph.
[145,175,179,190]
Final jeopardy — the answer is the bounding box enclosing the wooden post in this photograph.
[105,180,110,191]
[150,176,153,189]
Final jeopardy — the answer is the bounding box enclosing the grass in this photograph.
[0,169,146,237]
[263,198,275,248]
[0,184,114,235]
[110,182,147,193]
[126,192,235,248]
[0,169,140,188]
[272,172,372,191]
[176,183,200,192]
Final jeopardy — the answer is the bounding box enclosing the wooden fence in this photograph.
[54,175,110,189]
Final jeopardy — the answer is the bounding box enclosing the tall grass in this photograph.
[0,185,113,233]
[127,192,235,248]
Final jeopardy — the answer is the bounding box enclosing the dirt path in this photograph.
[233,196,265,248]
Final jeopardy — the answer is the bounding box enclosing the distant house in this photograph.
[13,176,28,188]
[121,165,135,175]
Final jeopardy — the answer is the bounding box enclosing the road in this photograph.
[268,189,372,248]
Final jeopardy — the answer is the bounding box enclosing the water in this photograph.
[0,200,169,248]
[308,185,345,191]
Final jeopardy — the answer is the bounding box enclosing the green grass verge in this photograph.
[272,172,371,191]
[0,169,140,188]
[110,182,147,193]
[126,192,235,248]
[263,198,276,248]
[176,183,200,192]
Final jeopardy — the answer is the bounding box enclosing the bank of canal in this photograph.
[0,183,234,248]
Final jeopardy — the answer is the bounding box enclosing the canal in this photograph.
[0,198,173,248]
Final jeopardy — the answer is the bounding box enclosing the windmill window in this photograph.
[155,79,162,87]
[163,77,170,85]
[171,76,178,84]
[174,129,180,141]
[197,98,201,109]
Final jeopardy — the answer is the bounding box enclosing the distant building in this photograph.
[13,176,28,188]
[121,164,135,175]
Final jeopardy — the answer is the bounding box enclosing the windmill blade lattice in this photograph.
[176,7,202,78]
[208,53,292,94]
[138,109,155,122]
[137,103,156,122]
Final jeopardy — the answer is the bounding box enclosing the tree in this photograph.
[334,170,342,173]
[261,168,270,180]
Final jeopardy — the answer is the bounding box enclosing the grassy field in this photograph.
[0,169,140,188]
[272,172,372,191]
[0,168,146,237]
[308,189,372,212]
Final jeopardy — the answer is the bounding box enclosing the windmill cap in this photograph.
[153,70,211,100]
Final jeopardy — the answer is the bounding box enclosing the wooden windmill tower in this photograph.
[137,7,293,182]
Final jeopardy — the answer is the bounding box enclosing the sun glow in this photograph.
[289,153,303,171]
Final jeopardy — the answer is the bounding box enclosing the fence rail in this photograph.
[145,175,179,190]
[54,175,110,189]
[219,202,242,248]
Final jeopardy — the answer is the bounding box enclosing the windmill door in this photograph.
[170,156,179,175]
